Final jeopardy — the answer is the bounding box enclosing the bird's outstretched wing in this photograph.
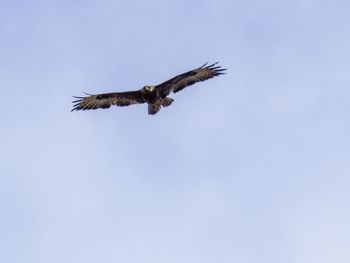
[156,62,226,98]
[71,91,146,111]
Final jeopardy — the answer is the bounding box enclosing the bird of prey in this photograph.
[71,62,226,115]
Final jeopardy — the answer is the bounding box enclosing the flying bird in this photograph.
[71,62,226,115]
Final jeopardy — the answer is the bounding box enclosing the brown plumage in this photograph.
[72,62,226,115]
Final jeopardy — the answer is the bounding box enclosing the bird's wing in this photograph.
[156,62,226,97]
[71,91,146,111]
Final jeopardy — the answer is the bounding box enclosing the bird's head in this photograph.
[141,85,156,93]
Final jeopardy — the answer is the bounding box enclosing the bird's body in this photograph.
[72,62,226,115]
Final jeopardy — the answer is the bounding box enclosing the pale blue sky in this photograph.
[1,1,350,262]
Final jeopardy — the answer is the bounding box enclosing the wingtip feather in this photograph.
[200,61,209,68]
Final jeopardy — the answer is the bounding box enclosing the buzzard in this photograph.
[72,62,226,115]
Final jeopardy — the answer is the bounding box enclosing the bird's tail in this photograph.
[148,104,161,115]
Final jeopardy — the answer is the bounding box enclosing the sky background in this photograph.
[1,0,350,262]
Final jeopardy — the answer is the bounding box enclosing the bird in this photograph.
[71,62,226,115]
